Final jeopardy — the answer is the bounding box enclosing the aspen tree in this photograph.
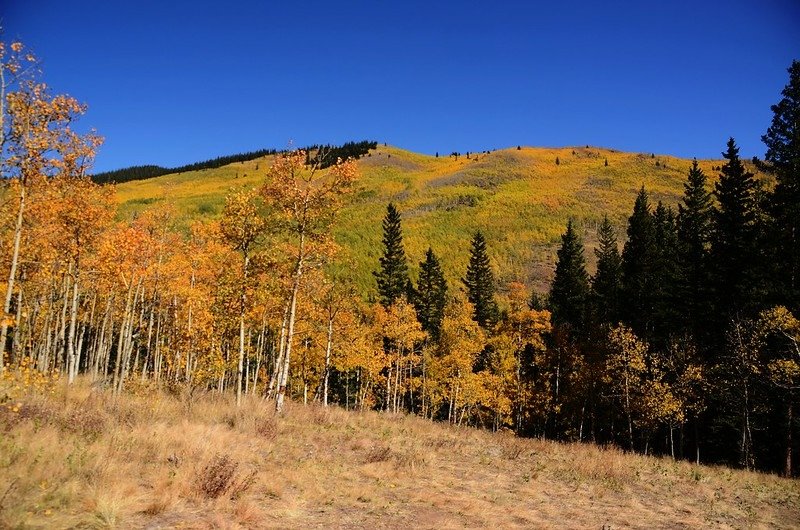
[261,149,356,412]
[220,189,267,406]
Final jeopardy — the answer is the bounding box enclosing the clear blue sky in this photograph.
[5,1,799,172]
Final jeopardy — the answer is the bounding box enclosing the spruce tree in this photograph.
[762,60,800,312]
[414,247,448,340]
[549,219,590,329]
[711,138,760,319]
[591,215,622,326]
[463,231,498,328]
[374,203,409,307]
[677,160,713,337]
[651,202,682,343]
[621,186,658,337]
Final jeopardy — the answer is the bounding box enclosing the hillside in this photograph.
[1,381,797,529]
[114,145,735,295]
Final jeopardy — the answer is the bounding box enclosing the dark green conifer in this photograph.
[710,138,760,318]
[549,220,590,329]
[413,248,448,340]
[651,202,682,343]
[621,186,658,336]
[762,60,800,312]
[463,232,498,328]
[591,215,622,325]
[374,203,410,307]
[677,160,713,336]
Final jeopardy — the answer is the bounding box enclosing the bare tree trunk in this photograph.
[786,398,793,478]
[237,254,249,407]
[0,184,25,370]
[624,372,634,451]
[267,302,289,400]
[276,234,305,413]
[67,265,80,384]
[323,315,334,407]
[11,284,23,361]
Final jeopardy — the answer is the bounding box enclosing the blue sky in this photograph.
[5,1,799,172]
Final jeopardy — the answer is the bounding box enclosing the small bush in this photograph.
[196,454,256,500]
[364,445,392,463]
[63,407,107,440]
[255,416,277,439]
[196,202,216,215]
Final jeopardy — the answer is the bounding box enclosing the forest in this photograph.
[90,141,378,184]
[1,39,798,479]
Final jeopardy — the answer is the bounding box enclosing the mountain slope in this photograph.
[115,145,737,294]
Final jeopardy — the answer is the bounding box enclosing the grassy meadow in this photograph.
[1,379,798,529]
[115,145,744,296]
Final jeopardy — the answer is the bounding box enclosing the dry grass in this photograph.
[1,380,797,529]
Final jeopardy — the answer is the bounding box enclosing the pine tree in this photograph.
[621,186,658,337]
[549,219,590,329]
[463,231,498,329]
[374,203,410,307]
[677,160,713,337]
[762,60,800,313]
[591,215,622,325]
[651,202,682,343]
[413,247,448,340]
[711,138,760,319]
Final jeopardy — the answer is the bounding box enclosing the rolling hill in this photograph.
[114,144,742,295]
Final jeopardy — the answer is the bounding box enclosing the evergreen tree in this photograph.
[549,219,590,329]
[710,138,760,319]
[374,203,410,307]
[591,215,622,325]
[621,186,658,337]
[413,247,448,340]
[651,202,682,343]
[762,60,800,312]
[463,231,498,328]
[677,160,714,337]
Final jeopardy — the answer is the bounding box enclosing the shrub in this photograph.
[196,202,216,215]
[195,454,256,500]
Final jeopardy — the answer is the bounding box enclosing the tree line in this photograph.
[536,62,800,475]
[90,141,378,185]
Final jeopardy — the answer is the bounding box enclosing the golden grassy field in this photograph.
[1,380,797,529]
[114,145,744,295]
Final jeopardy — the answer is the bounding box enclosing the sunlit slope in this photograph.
[115,145,728,294]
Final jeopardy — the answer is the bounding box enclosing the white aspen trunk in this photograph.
[102,313,114,379]
[385,362,393,412]
[396,361,402,412]
[323,314,334,407]
[132,288,146,379]
[67,267,80,384]
[268,301,290,400]
[11,284,23,360]
[113,284,134,391]
[237,253,249,407]
[116,279,142,394]
[0,184,25,370]
[154,313,162,382]
[276,233,305,413]
[56,272,69,373]
[142,302,154,381]
[93,296,111,380]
